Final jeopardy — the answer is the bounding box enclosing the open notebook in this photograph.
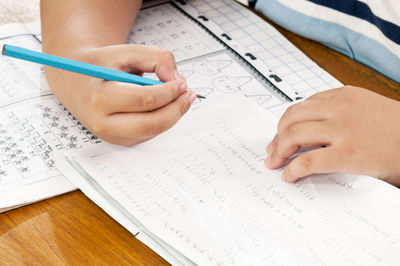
[0,0,343,212]
[60,94,400,265]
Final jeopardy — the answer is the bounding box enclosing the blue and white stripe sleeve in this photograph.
[253,0,400,83]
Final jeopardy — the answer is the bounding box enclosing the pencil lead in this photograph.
[1,44,6,55]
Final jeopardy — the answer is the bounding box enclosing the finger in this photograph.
[265,121,333,169]
[282,147,342,183]
[101,90,197,139]
[101,79,187,113]
[103,45,178,82]
[277,99,332,134]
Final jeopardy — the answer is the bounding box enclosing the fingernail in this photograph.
[188,91,197,104]
[266,140,275,155]
[180,81,187,93]
[173,70,183,81]
[281,173,288,182]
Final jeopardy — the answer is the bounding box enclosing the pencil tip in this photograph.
[1,44,6,55]
[196,94,206,99]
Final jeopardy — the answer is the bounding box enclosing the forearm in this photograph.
[40,0,142,57]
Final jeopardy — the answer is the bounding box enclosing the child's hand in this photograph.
[265,86,400,186]
[45,45,196,145]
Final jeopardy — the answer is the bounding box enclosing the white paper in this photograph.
[0,174,75,212]
[65,93,400,265]
[58,148,196,266]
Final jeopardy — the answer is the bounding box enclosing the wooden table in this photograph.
[1,7,399,266]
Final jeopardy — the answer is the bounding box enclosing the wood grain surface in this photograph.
[0,4,399,266]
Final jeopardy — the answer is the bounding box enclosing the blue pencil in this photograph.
[2,44,205,98]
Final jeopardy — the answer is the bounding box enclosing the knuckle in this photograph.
[277,118,287,134]
[278,104,299,132]
[277,120,285,134]
[90,119,108,137]
[286,104,298,114]
[277,125,297,150]
[341,85,361,99]
[275,138,294,160]
[139,93,158,110]
[300,154,314,172]
[287,124,298,135]
[158,49,175,63]
[88,91,103,109]
[282,105,297,120]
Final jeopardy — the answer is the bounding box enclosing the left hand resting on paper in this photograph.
[264,85,400,187]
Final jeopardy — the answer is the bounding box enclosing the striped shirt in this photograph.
[250,0,400,84]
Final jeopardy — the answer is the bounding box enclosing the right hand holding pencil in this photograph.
[44,45,196,145]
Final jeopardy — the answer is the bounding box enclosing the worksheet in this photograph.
[0,95,102,192]
[128,2,224,62]
[64,94,400,265]
[0,25,80,211]
[179,0,343,97]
